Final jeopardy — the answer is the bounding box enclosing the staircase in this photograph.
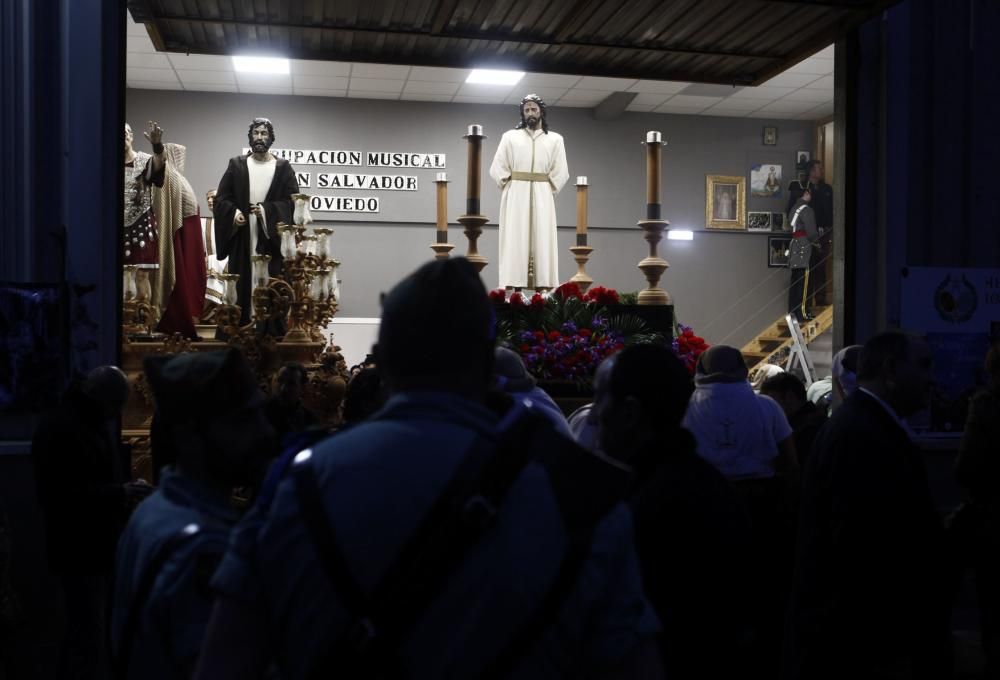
[740,305,834,375]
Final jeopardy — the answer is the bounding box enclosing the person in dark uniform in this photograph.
[786,160,833,308]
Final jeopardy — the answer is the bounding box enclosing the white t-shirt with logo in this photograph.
[683,381,793,480]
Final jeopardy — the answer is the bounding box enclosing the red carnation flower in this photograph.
[489,289,507,303]
[509,292,526,307]
[529,293,545,309]
[553,282,583,302]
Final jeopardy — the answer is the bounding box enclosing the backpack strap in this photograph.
[482,431,632,679]
[292,402,540,679]
[115,523,204,680]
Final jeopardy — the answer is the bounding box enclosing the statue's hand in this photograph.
[144,120,164,147]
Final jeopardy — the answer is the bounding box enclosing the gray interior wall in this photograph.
[127,89,812,347]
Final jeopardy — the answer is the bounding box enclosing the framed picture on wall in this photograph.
[762,126,778,145]
[750,164,782,198]
[705,175,746,230]
[748,211,771,232]
[796,150,811,180]
[771,212,787,231]
[768,237,791,268]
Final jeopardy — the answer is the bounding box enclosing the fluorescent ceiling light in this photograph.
[466,69,525,86]
[232,56,290,74]
[668,230,694,241]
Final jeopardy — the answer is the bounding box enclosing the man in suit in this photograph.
[784,331,952,679]
[213,118,298,325]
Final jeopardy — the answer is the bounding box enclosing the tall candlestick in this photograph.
[645,131,663,220]
[458,124,489,272]
[430,173,454,259]
[637,131,670,305]
[575,176,589,245]
[464,124,485,216]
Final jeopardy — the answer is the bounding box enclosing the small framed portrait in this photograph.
[750,163,782,198]
[705,174,746,230]
[748,211,771,232]
[768,236,791,268]
[796,150,811,179]
[771,212,787,231]
[762,126,778,146]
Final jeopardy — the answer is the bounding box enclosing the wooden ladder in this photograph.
[740,304,834,375]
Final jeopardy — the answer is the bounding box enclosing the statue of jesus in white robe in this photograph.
[490,96,570,290]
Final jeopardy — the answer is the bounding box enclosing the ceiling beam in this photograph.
[142,14,788,62]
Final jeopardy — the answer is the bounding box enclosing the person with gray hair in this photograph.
[785,331,951,679]
[493,346,571,437]
[31,365,152,679]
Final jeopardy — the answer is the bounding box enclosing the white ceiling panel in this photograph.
[516,73,582,89]
[625,102,658,112]
[183,83,239,93]
[235,72,292,92]
[663,95,723,108]
[782,88,833,103]
[704,110,754,118]
[167,54,233,71]
[126,34,156,53]
[760,73,824,89]
[626,80,691,94]
[456,82,515,98]
[127,53,172,69]
[128,81,184,91]
[503,88,569,104]
[554,99,603,108]
[709,97,771,111]
[346,91,401,100]
[756,100,817,114]
[575,76,638,91]
[349,78,405,93]
[291,60,351,76]
[815,45,835,59]
[127,67,180,83]
[402,80,461,95]
[786,57,834,75]
[654,103,710,114]
[351,63,410,79]
[294,75,350,90]
[401,93,455,102]
[629,93,671,108]
[728,86,795,100]
[294,88,347,98]
[452,95,506,104]
[126,14,149,35]
[802,75,834,90]
[408,66,470,82]
[556,89,607,102]
[177,70,237,85]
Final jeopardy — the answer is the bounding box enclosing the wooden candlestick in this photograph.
[430,172,454,259]
[570,176,593,292]
[458,124,488,272]
[637,131,671,305]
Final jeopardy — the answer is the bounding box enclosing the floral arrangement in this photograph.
[493,283,661,381]
[672,323,709,375]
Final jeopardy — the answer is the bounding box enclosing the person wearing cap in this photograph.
[213,118,299,325]
[493,346,571,437]
[595,343,752,678]
[111,349,275,680]
[196,257,663,679]
[490,94,570,292]
[785,331,950,679]
[682,345,798,673]
[31,365,151,680]
[787,187,820,321]
[683,345,797,482]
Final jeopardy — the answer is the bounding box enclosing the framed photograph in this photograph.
[748,211,771,232]
[771,212,787,231]
[762,126,778,146]
[768,237,791,268]
[705,174,746,230]
[796,150,811,180]
[750,164,782,198]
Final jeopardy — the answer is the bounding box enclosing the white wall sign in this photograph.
[310,196,380,213]
[242,147,443,214]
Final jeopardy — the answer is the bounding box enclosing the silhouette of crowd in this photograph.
[9,256,998,679]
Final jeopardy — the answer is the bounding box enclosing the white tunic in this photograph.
[490,128,569,289]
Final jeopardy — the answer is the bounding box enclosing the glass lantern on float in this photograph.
[329,260,341,302]
[123,265,138,302]
[291,193,313,228]
[313,228,333,262]
[251,255,271,290]
[277,223,297,260]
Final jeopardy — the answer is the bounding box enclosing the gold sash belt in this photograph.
[510,171,550,182]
